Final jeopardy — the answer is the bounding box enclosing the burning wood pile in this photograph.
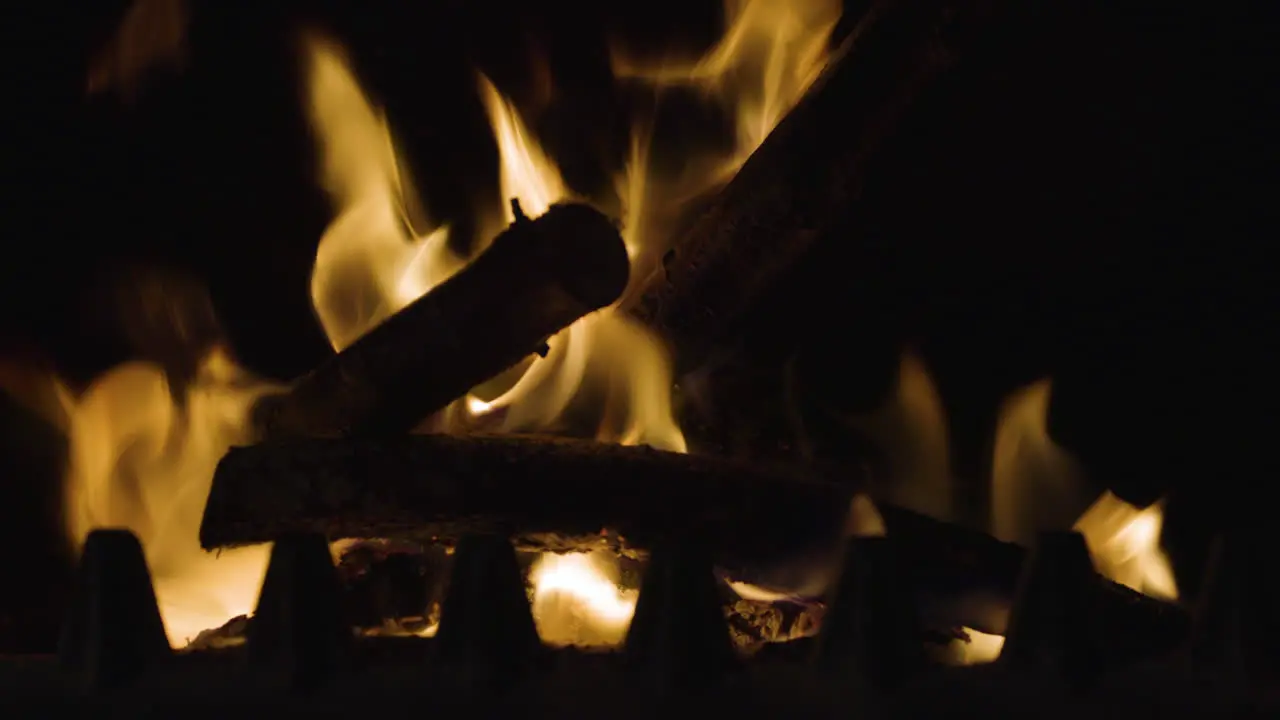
[1,0,1273,716]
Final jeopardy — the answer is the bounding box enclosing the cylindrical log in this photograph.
[252,202,630,439]
[201,434,857,573]
[630,0,1006,370]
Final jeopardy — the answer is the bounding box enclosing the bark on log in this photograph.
[251,203,630,439]
[630,0,1008,369]
[201,434,857,571]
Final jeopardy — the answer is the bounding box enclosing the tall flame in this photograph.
[991,379,1092,546]
[843,351,952,521]
[49,0,842,648]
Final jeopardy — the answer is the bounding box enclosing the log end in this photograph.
[514,203,631,312]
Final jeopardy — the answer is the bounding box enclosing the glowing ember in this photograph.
[528,552,639,647]
[953,626,1006,665]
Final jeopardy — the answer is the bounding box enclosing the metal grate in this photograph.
[0,528,1269,719]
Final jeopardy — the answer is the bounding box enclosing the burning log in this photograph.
[202,433,1187,661]
[251,202,630,439]
[201,434,856,572]
[631,0,1008,368]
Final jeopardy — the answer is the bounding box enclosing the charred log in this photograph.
[251,202,630,439]
[201,434,856,572]
[201,433,1187,662]
[631,0,1008,369]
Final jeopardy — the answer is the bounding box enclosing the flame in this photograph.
[87,0,188,99]
[52,0,840,648]
[845,493,888,538]
[60,349,276,646]
[991,379,1092,546]
[951,627,1006,665]
[528,552,639,647]
[844,351,952,520]
[1073,492,1178,601]
[612,0,842,183]
[305,34,465,352]
[991,379,1178,600]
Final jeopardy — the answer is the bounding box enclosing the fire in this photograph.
[1073,493,1178,601]
[612,0,842,184]
[951,627,1006,665]
[844,352,952,521]
[528,552,639,647]
[991,379,1092,547]
[48,0,841,647]
[992,379,1178,601]
[60,349,275,646]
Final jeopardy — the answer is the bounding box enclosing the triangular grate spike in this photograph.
[58,528,171,689]
[998,530,1101,684]
[813,536,923,688]
[623,538,737,692]
[434,534,541,681]
[247,533,351,689]
[1188,533,1279,684]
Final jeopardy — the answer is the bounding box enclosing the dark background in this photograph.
[0,0,1274,651]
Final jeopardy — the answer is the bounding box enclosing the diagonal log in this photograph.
[251,203,630,439]
[630,0,1007,369]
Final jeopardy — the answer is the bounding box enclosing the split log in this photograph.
[251,202,630,439]
[201,434,857,572]
[630,0,1008,369]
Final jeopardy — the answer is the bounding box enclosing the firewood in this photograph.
[201,434,1188,661]
[251,202,630,439]
[200,434,857,573]
[630,0,1009,369]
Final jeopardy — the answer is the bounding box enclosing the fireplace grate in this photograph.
[0,527,1269,719]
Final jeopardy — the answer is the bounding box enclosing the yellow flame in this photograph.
[991,379,1092,546]
[53,0,840,647]
[305,34,465,352]
[612,0,841,182]
[843,352,952,521]
[1074,492,1178,601]
[60,349,276,646]
[991,379,1178,600]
